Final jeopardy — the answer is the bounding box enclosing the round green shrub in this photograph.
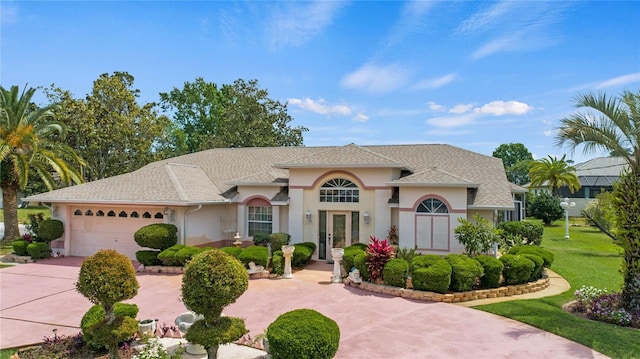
[238,245,269,267]
[76,249,139,308]
[350,242,368,251]
[80,303,139,349]
[297,241,316,253]
[500,254,535,285]
[353,253,370,281]
[175,246,206,266]
[267,309,340,359]
[252,233,271,247]
[444,254,484,292]
[221,246,243,259]
[157,244,187,266]
[270,233,291,252]
[522,253,544,281]
[292,244,313,267]
[411,254,443,272]
[185,317,247,349]
[411,259,452,293]
[383,258,409,288]
[271,250,284,275]
[181,249,248,320]
[27,242,50,260]
[509,246,554,268]
[84,315,138,353]
[475,255,504,288]
[134,223,178,250]
[12,239,29,256]
[135,250,161,266]
[342,247,365,273]
[497,221,544,246]
[36,219,64,243]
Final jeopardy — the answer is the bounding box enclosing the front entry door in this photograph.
[327,212,351,261]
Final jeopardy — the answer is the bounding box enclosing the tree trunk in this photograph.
[1,181,21,242]
[207,344,219,359]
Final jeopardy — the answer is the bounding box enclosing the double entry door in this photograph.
[318,211,359,261]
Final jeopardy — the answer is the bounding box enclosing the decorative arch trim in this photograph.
[241,195,271,206]
[399,194,467,213]
[289,170,388,190]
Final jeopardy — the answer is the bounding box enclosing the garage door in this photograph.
[70,208,164,260]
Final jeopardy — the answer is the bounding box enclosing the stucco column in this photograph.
[282,245,295,279]
[331,248,344,283]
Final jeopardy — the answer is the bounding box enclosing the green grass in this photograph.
[0,349,17,359]
[474,220,639,358]
[0,206,51,224]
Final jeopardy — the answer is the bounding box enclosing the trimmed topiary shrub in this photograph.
[342,246,365,273]
[444,254,484,292]
[351,242,368,251]
[509,245,555,268]
[383,258,409,288]
[80,303,138,349]
[252,233,271,247]
[238,245,269,267]
[36,219,64,243]
[86,315,139,354]
[271,250,284,275]
[497,221,544,246]
[27,242,50,260]
[411,259,452,294]
[297,241,316,253]
[411,254,443,272]
[292,244,313,267]
[500,254,535,285]
[12,239,29,256]
[134,223,178,250]
[220,246,243,259]
[175,246,206,265]
[522,253,544,281]
[475,255,504,288]
[157,244,187,266]
[353,253,370,281]
[269,233,291,252]
[186,317,247,350]
[135,250,161,266]
[267,309,340,359]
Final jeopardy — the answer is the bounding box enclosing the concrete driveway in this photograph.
[0,257,607,358]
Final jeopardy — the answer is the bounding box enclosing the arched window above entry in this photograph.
[320,178,359,203]
[416,198,449,214]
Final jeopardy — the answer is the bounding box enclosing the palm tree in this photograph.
[0,85,85,241]
[528,154,580,196]
[555,89,640,313]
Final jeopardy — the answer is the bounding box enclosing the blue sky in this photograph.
[2,1,639,164]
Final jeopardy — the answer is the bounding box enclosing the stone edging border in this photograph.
[344,270,550,304]
[139,265,273,279]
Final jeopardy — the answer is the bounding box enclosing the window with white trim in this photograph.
[248,206,272,236]
[319,178,359,203]
[416,198,449,213]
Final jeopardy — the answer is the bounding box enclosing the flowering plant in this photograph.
[22,232,34,243]
[366,236,394,282]
[588,293,633,326]
[574,285,607,312]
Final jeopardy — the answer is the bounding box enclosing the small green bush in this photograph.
[297,241,316,253]
[252,233,271,247]
[185,317,247,349]
[396,247,419,265]
[383,258,409,288]
[238,245,269,267]
[12,239,29,256]
[175,246,205,265]
[475,255,504,288]
[411,254,443,272]
[267,309,340,359]
[353,253,370,281]
[522,253,544,281]
[85,315,139,353]
[497,221,544,246]
[509,245,554,267]
[411,259,452,294]
[134,223,178,250]
[36,219,64,243]
[292,244,313,267]
[135,250,161,266]
[221,246,243,259]
[350,242,368,251]
[157,244,187,266]
[271,250,284,275]
[444,254,484,292]
[80,303,139,349]
[527,192,564,225]
[27,242,50,260]
[270,233,291,252]
[342,247,365,273]
[500,254,535,285]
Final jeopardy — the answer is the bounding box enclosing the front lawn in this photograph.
[474,220,639,358]
[0,206,51,224]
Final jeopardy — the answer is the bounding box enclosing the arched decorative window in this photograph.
[96,210,105,217]
[319,178,359,203]
[416,198,449,214]
[130,211,139,218]
[85,210,93,216]
[143,212,152,219]
[154,212,164,219]
[119,211,128,218]
[107,211,116,217]
[74,209,82,216]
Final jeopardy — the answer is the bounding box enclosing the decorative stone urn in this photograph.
[331,248,344,283]
[281,245,295,279]
[138,319,156,337]
[175,311,207,355]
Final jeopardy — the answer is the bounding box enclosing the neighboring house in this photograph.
[24,144,519,260]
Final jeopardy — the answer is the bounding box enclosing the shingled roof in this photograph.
[25,144,514,209]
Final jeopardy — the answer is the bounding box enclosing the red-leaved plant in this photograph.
[366,236,394,282]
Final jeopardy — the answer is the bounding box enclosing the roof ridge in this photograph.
[164,164,189,201]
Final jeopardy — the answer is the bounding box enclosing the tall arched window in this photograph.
[247,198,272,236]
[416,198,449,213]
[319,178,359,203]
[415,197,450,251]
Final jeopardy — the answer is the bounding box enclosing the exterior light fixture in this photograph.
[364,211,370,224]
[306,210,312,223]
[559,197,575,239]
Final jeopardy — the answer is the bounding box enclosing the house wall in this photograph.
[178,204,237,246]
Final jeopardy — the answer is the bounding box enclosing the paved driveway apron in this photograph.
[1,258,607,358]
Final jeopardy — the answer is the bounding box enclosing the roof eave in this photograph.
[21,198,230,206]
[387,182,479,188]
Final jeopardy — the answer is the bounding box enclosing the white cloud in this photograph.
[427,101,445,111]
[353,113,369,123]
[471,33,522,59]
[288,98,352,116]
[341,63,411,94]
[457,1,516,34]
[544,130,554,137]
[473,101,533,116]
[426,113,478,128]
[267,1,345,49]
[595,72,640,89]
[412,73,457,90]
[449,103,474,114]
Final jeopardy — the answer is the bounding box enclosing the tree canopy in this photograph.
[492,143,534,185]
[528,154,580,196]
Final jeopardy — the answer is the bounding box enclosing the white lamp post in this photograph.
[559,197,575,239]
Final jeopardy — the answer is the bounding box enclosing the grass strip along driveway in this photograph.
[475,220,640,358]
